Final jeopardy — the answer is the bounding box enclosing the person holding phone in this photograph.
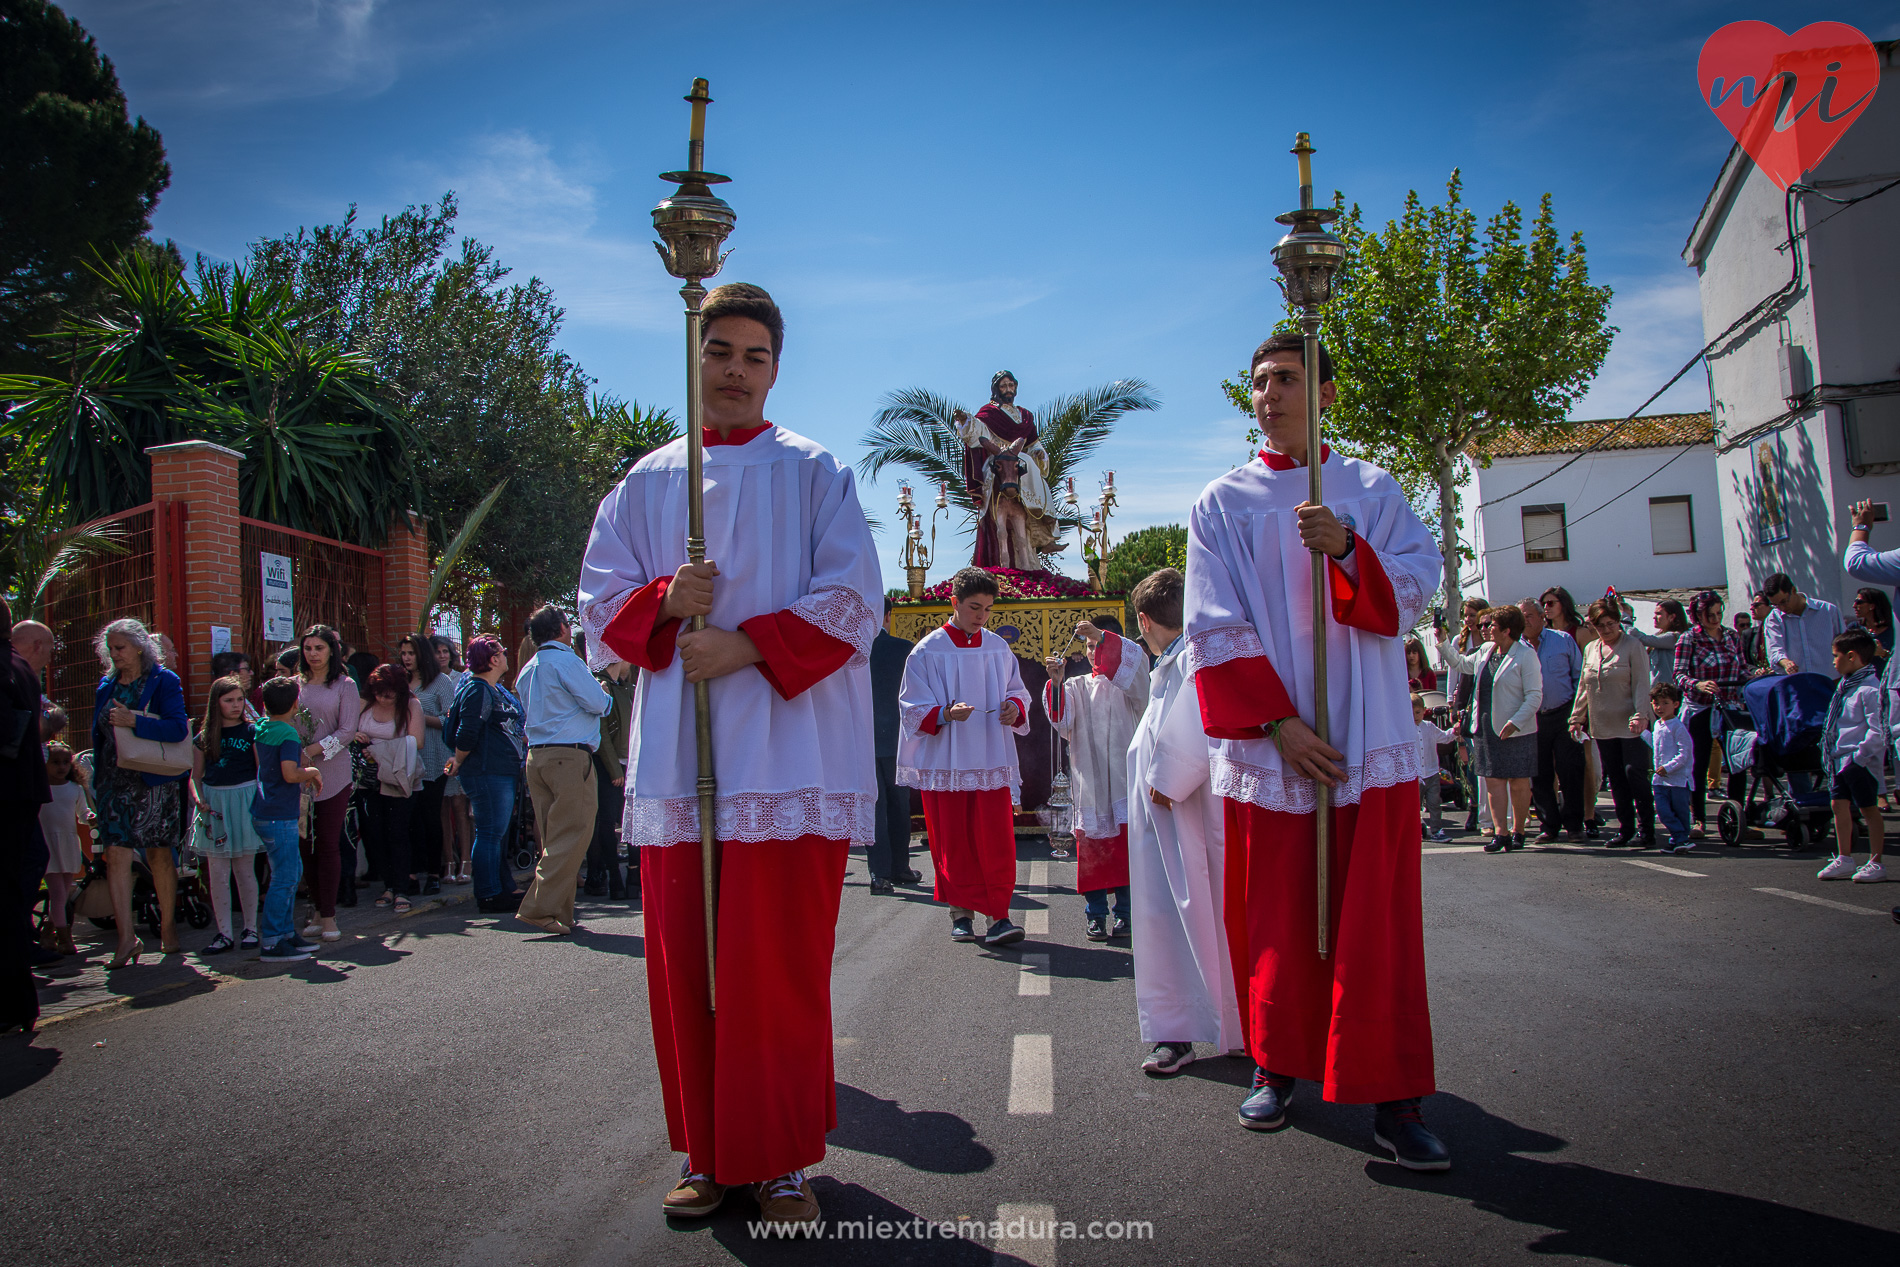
[1844,500,1900,607]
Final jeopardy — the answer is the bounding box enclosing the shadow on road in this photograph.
[568,929,644,958]
[696,1177,1035,1265]
[1281,1091,1900,1264]
[829,1082,993,1174]
[0,1036,60,1100]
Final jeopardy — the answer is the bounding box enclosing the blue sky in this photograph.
[64,0,1900,586]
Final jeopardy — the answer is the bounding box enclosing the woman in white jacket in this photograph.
[1438,605,1543,852]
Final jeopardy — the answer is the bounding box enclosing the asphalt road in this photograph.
[2,833,1896,1267]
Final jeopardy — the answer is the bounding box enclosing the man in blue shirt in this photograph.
[515,604,613,935]
[1518,597,1587,841]
[1762,572,1845,680]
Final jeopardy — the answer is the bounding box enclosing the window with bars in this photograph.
[1521,504,1568,563]
[1649,496,1695,555]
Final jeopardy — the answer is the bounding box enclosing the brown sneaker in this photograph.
[661,1170,725,1218]
[750,1171,819,1228]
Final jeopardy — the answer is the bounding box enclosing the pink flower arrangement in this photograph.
[899,567,1109,604]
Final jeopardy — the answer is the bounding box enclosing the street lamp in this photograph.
[1270,131,1346,960]
[651,77,737,1010]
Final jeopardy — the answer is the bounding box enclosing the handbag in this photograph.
[114,709,193,776]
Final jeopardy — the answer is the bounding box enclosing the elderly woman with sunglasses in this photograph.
[1438,606,1542,852]
[1672,590,1750,838]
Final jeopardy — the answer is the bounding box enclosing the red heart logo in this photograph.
[1697,21,1880,191]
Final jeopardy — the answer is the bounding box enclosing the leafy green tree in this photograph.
[857,380,1160,566]
[1102,523,1186,597]
[1223,173,1613,612]
[0,0,170,369]
[0,251,421,545]
[236,198,632,606]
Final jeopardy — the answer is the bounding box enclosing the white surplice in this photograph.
[896,626,1032,796]
[575,425,882,847]
[1128,637,1243,1049]
[1043,631,1150,838]
[1185,449,1440,811]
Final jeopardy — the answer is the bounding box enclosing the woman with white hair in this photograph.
[90,616,190,966]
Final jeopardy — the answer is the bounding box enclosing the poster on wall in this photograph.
[261,552,296,642]
[1755,439,1789,545]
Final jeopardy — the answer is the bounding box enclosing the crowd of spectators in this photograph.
[4,600,635,1028]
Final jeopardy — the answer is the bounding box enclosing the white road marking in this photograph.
[1018,954,1050,996]
[1622,859,1707,877]
[1755,886,1884,915]
[1020,907,1049,934]
[1029,860,1049,889]
[1008,1034,1053,1113]
[1423,845,1487,854]
[993,1203,1059,1267]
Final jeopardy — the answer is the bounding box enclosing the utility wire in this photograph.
[1471,171,1900,512]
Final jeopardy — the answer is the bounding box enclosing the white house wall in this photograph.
[1693,45,1900,611]
[1459,446,1724,609]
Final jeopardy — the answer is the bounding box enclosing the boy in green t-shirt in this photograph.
[253,678,324,962]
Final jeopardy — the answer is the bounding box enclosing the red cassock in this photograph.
[1194,480,1435,1106]
[598,444,862,1185]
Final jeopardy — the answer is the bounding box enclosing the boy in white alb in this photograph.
[1125,568,1243,1078]
[577,284,882,1228]
[897,567,1032,948]
[1043,613,1149,940]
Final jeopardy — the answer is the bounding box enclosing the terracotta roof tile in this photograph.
[1479,412,1712,459]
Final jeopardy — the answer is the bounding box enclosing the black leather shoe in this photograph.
[1238,1069,1295,1131]
[902,868,925,885]
[869,877,895,895]
[1373,1099,1451,1171]
[583,880,607,897]
[476,893,524,914]
[1510,832,1526,851]
[1483,836,1508,853]
[422,876,442,895]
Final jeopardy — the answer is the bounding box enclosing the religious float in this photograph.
[881,392,1130,836]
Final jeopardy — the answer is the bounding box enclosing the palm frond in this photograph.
[1035,378,1161,490]
[422,479,508,630]
[857,387,973,511]
[21,520,132,620]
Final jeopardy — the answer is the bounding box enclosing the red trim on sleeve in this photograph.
[1089,632,1122,679]
[739,609,855,701]
[1195,654,1296,739]
[919,706,943,735]
[600,577,680,672]
[1042,678,1063,723]
[1327,532,1400,636]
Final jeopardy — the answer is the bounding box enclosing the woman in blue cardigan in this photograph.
[91,618,190,966]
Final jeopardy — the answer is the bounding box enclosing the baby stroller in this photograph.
[1716,673,1835,848]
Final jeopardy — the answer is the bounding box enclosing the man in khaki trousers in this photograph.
[515,605,612,935]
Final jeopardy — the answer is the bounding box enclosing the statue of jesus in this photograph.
[953,371,1061,570]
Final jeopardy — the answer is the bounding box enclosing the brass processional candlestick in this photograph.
[897,481,949,597]
[651,78,737,1010]
[1270,132,1347,960]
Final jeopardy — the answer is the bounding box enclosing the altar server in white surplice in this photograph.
[896,567,1032,949]
[575,284,881,1229]
[1042,614,1148,940]
[1123,568,1243,1078]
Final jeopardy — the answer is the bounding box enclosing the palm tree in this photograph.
[857,379,1160,563]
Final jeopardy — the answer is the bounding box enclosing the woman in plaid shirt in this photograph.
[1673,590,1752,833]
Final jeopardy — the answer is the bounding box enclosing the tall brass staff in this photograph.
[651,79,736,1009]
[1271,133,1346,959]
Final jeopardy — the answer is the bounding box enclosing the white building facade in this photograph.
[1458,415,1725,610]
[1684,40,1900,612]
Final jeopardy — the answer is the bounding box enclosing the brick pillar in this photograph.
[382,511,432,651]
[146,440,244,706]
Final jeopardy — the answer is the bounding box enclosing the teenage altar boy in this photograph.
[897,567,1032,948]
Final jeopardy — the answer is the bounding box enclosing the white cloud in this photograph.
[62,0,478,105]
[1571,271,1713,420]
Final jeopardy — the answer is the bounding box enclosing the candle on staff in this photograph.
[936,482,947,509]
